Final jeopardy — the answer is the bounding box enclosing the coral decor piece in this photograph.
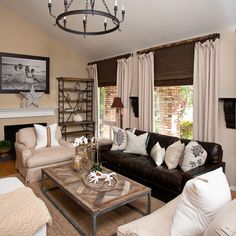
[88,171,117,186]
[20,85,44,107]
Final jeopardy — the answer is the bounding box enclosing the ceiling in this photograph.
[1,0,236,61]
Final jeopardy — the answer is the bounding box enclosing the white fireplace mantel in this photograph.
[0,108,56,119]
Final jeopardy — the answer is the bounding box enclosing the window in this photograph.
[99,86,117,139]
[154,85,193,139]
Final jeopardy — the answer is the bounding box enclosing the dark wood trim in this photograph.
[137,33,220,55]
[88,53,132,65]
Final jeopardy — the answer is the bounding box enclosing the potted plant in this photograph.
[0,140,12,156]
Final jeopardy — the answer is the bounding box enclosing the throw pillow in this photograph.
[34,123,60,149]
[171,168,232,236]
[124,131,148,155]
[164,140,185,169]
[150,142,165,166]
[203,199,236,236]
[111,127,135,151]
[180,141,207,172]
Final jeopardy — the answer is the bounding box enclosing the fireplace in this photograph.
[1,123,46,162]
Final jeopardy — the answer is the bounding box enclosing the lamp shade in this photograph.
[111,97,124,108]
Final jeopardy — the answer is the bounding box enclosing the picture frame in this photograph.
[0,52,50,93]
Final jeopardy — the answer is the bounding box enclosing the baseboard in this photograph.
[230,185,236,191]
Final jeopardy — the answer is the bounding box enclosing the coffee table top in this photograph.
[42,164,151,215]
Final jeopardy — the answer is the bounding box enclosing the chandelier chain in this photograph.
[67,0,74,10]
[102,0,111,14]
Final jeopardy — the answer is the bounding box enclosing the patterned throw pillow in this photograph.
[180,141,207,172]
[111,127,135,151]
[151,142,165,166]
[164,140,185,169]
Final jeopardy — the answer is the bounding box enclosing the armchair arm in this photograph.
[98,138,113,151]
[182,162,225,188]
[99,143,113,151]
[14,142,33,166]
[58,139,74,149]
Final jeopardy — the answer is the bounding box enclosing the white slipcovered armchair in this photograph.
[15,126,75,182]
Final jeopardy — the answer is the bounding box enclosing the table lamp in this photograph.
[111,97,124,128]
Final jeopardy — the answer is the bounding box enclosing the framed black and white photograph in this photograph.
[0,52,49,93]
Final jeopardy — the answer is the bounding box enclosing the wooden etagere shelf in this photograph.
[57,77,95,140]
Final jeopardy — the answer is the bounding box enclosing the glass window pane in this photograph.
[99,86,117,138]
[154,85,193,139]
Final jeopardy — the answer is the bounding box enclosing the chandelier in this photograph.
[48,0,125,36]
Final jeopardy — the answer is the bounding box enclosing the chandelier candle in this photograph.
[47,0,125,36]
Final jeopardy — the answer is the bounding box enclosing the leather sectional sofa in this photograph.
[100,130,225,202]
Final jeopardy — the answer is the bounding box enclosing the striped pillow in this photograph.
[34,123,60,149]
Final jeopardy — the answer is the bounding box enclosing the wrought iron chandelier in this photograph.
[48,0,125,36]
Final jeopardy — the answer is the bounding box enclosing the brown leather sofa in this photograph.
[100,130,225,202]
[15,127,75,183]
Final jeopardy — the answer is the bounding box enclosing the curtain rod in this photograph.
[136,33,220,55]
[88,53,133,65]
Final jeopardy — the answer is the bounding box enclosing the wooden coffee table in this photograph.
[41,164,151,236]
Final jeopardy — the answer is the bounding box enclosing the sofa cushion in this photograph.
[102,150,183,192]
[203,199,236,236]
[171,168,231,236]
[26,146,74,168]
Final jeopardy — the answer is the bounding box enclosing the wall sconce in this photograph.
[111,97,124,128]
[130,96,139,118]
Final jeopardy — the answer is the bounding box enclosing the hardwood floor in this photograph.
[0,160,18,177]
[232,191,236,200]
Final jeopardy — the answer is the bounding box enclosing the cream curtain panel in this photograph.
[87,64,99,137]
[138,52,154,131]
[116,57,133,129]
[193,39,219,142]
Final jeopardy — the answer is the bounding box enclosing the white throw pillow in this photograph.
[111,127,135,151]
[164,140,185,169]
[171,168,232,236]
[34,123,60,149]
[151,142,165,166]
[124,131,148,155]
[203,199,236,236]
[180,141,207,172]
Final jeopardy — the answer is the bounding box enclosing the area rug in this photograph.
[17,174,164,236]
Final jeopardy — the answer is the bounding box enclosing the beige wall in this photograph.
[0,5,88,140]
[218,27,236,189]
